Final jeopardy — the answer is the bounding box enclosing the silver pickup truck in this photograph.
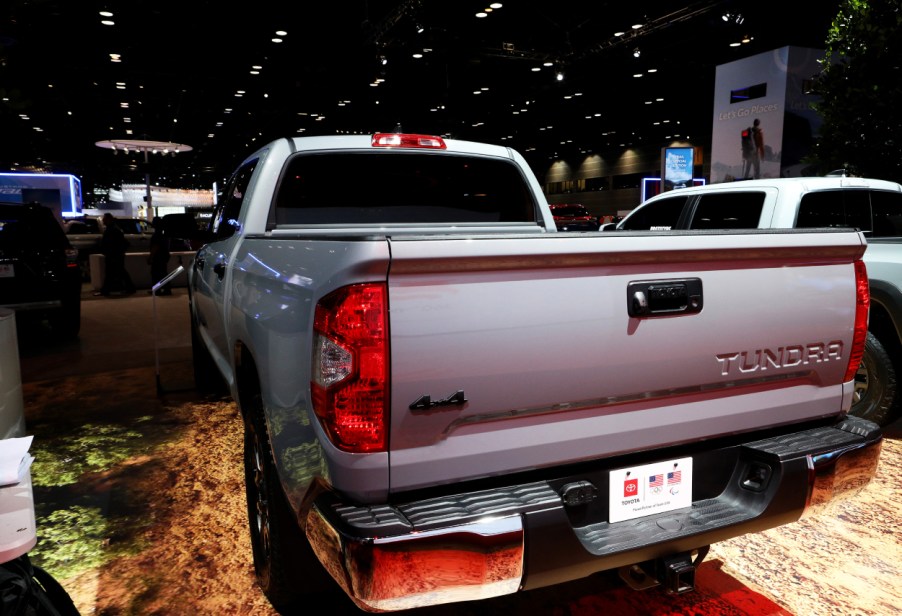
[187,133,883,612]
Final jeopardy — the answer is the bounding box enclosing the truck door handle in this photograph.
[213,261,226,280]
[627,279,703,317]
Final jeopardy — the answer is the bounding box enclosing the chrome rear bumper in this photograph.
[304,416,882,612]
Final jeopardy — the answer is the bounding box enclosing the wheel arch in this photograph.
[868,288,902,367]
[234,340,261,420]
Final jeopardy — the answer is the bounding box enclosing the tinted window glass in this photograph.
[619,196,688,230]
[870,190,902,237]
[690,192,764,229]
[797,189,871,230]
[212,161,257,239]
[274,152,537,225]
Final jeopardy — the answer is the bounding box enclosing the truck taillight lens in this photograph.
[844,260,870,383]
[311,283,388,453]
[371,133,447,149]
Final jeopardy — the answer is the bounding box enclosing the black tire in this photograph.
[189,308,227,397]
[851,332,900,426]
[243,393,332,610]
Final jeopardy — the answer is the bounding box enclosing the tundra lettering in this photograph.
[715,341,844,376]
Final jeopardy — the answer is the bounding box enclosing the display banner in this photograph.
[710,47,823,184]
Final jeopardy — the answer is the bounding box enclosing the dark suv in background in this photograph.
[0,202,82,339]
[549,203,600,231]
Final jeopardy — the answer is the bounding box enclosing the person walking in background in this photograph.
[741,118,765,179]
[95,213,134,296]
[752,118,765,178]
[148,216,172,295]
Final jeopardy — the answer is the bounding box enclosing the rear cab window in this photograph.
[795,188,902,238]
[273,152,538,226]
[867,190,902,237]
[796,189,872,231]
[689,192,765,229]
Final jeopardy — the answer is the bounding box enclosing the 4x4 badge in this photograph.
[409,390,467,411]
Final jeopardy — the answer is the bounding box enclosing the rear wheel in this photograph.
[851,332,899,426]
[243,393,332,609]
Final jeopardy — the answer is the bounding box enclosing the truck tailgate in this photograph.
[386,230,867,492]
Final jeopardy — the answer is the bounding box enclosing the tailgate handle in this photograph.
[628,279,703,317]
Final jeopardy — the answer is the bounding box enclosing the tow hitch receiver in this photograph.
[618,547,709,594]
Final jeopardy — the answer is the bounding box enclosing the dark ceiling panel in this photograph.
[0,0,838,190]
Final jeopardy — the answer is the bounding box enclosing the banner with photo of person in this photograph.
[709,46,824,184]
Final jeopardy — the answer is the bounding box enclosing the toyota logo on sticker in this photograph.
[623,478,638,497]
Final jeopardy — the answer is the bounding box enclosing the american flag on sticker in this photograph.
[648,474,663,487]
[668,470,682,485]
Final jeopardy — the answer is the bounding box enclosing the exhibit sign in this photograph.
[709,46,824,184]
[0,172,83,218]
[661,146,695,191]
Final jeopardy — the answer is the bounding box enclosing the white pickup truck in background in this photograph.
[187,133,883,612]
[616,176,902,428]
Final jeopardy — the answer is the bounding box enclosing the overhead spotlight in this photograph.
[633,48,641,58]
[379,55,388,65]
[556,70,564,82]
[734,13,744,24]
[416,23,424,33]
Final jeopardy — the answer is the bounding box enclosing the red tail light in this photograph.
[311,283,389,452]
[844,260,870,382]
[64,247,80,268]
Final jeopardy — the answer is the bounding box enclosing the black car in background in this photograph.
[0,202,82,339]
[549,203,601,231]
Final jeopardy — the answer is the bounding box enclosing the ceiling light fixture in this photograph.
[633,48,641,58]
